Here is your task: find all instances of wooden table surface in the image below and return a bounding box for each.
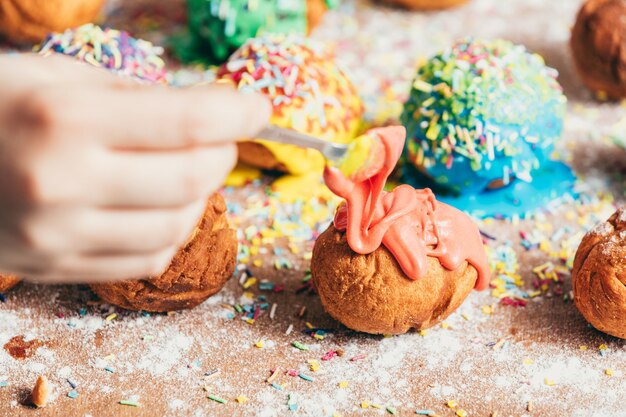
[1,0,626,416]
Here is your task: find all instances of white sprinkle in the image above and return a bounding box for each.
[238,272,247,286]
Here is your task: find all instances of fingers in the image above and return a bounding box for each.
[3,58,271,151]
[0,54,255,283]
[19,144,236,208]
[88,85,271,149]
[23,246,180,283]
[94,145,237,207]
[0,54,124,90]
[18,200,207,255]
[0,198,210,283]
[4,54,272,150]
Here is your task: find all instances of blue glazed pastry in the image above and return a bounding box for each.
[401,38,574,217]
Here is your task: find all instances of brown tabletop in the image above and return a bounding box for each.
[1,0,626,416]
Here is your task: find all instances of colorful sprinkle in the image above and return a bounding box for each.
[298,373,315,382]
[207,394,227,404]
[119,400,142,407]
[35,24,167,83]
[292,341,309,351]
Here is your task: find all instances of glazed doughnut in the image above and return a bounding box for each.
[312,126,489,334]
[402,38,566,196]
[218,34,363,177]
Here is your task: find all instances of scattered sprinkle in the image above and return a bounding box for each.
[298,373,315,382]
[446,400,458,409]
[119,400,142,407]
[207,395,227,404]
[292,341,309,351]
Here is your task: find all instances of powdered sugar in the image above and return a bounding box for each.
[136,329,194,376]
[591,220,613,236]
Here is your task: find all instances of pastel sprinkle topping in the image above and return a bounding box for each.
[35,23,168,84]
[401,38,566,193]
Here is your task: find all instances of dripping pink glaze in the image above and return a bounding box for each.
[323,126,490,291]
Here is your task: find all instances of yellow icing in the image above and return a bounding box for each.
[258,140,326,176]
[225,163,262,186]
[271,171,336,203]
[336,133,378,179]
[256,96,363,176]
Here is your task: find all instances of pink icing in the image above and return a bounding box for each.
[323,126,490,291]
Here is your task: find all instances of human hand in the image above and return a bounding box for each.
[0,54,270,282]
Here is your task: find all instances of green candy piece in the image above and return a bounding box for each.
[179,0,338,65]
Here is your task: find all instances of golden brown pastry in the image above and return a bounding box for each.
[90,193,237,312]
[379,0,469,10]
[0,0,106,43]
[0,274,20,292]
[311,126,489,335]
[572,207,626,339]
[571,0,626,100]
[311,224,479,335]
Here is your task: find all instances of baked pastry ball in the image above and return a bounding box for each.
[571,0,626,100]
[312,126,489,335]
[184,0,339,64]
[90,193,237,312]
[0,274,20,293]
[0,0,105,43]
[35,23,168,84]
[217,34,364,176]
[572,207,626,339]
[401,38,566,196]
[312,225,479,334]
[380,0,468,10]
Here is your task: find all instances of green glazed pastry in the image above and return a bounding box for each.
[179,0,337,64]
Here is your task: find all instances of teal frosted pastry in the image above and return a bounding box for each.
[180,0,338,64]
[401,38,575,218]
